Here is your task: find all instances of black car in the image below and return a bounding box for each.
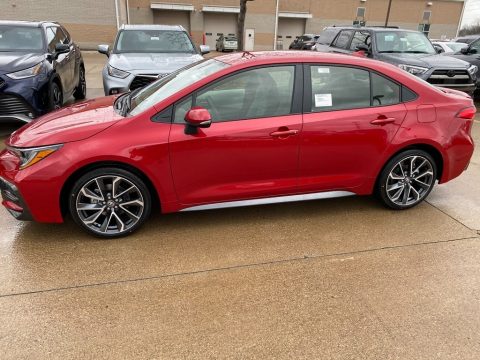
[314,26,478,95]
[289,34,318,50]
[0,21,85,124]
[448,36,480,97]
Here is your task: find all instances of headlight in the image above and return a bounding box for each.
[398,64,429,75]
[7,144,62,170]
[107,65,129,79]
[6,62,44,80]
[468,65,478,76]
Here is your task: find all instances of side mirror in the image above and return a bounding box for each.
[460,46,469,54]
[54,43,69,57]
[355,44,370,53]
[199,45,210,55]
[98,44,110,57]
[435,46,443,54]
[184,106,212,134]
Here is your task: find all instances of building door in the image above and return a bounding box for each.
[245,29,255,51]
[153,10,190,32]
[277,18,306,50]
[204,12,237,49]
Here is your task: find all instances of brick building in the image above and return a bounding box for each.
[1,0,467,49]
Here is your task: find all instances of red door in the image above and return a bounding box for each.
[299,105,407,192]
[299,65,408,192]
[169,115,302,205]
[168,64,302,206]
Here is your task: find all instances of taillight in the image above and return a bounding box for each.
[456,107,477,120]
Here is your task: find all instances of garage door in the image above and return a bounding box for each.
[277,18,306,50]
[204,13,237,49]
[153,10,190,32]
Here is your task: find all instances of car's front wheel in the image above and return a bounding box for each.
[69,168,152,238]
[48,81,63,110]
[377,150,437,210]
[73,65,87,100]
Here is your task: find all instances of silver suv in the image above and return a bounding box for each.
[98,24,209,95]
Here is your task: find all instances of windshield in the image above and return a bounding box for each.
[375,31,436,54]
[446,42,468,52]
[114,29,195,53]
[0,25,44,52]
[129,59,229,116]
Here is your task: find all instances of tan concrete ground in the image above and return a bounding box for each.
[0,52,479,359]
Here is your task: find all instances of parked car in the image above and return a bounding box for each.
[289,34,318,50]
[98,24,209,95]
[0,20,85,124]
[443,36,480,98]
[315,27,478,95]
[432,41,469,54]
[1,51,476,238]
[215,35,238,52]
[454,35,480,45]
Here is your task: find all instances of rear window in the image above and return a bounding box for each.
[316,29,340,45]
[225,36,237,41]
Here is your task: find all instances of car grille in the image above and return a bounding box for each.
[0,93,34,116]
[129,75,159,91]
[428,69,472,86]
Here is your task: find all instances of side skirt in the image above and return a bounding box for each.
[180,191,356,212]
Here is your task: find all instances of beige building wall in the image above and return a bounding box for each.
[0,0,466,50]
[0,0,118,49]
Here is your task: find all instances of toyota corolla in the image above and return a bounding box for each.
[0,51,476,238]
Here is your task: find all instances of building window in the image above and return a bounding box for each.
[423,11,431,22]
[354,7,366,26]
[357,7,366,19]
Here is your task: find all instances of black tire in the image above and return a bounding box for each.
[73,65,87,100]
[69,167,152,238]
[48,81,63,111]
[377,149,437,210]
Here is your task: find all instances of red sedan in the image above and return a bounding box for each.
[0,51,476,238]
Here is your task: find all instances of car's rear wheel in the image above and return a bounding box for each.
[69,168,152,238]
[377,150,437,210]
[73,65,87,100]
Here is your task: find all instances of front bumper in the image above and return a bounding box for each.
[102,67,165,96]
[0,175,33,220]
[0,73,49,123]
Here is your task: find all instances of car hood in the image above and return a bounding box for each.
[7,96,123,148]
[378,53,471,69]
[108,52,203,73]
[0,52,45,73]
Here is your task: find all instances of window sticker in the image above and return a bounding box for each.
[315,94,333,107]
[384,35,395,42]
[317,67,330,74]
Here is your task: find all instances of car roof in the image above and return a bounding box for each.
[0,20,59,27]
[325,26,413,33]
[120,24,186,32]
[216,50,379,67]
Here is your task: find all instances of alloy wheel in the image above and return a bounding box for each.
[52,85,62,109]
[385,155,435,207]
[79,68,86,95]
[75,175,145,235]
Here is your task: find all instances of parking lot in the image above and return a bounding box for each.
[1,52,480,359]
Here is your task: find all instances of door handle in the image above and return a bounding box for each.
[370,116,396,126]
[270,129,299,138]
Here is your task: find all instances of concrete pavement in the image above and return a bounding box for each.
[0,52,479,359]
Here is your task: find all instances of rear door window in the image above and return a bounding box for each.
[332,30,354,49]
[310,66,370,111]
[350,31,370,50]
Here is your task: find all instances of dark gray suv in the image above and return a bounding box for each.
[315,27,478,95]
